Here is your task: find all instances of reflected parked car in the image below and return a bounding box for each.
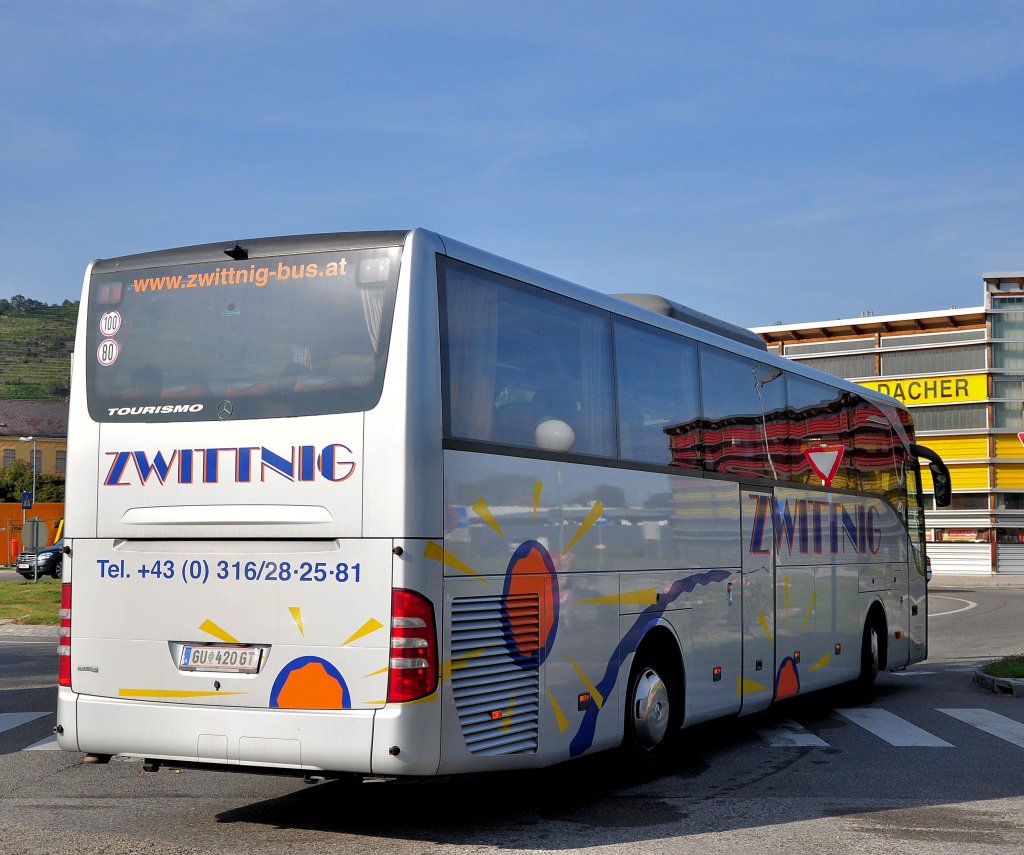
[16,538,63,579]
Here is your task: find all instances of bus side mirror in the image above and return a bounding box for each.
[910,443,952,508]
[929,462,952,508]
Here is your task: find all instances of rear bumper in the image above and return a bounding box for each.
[57,687,441,775]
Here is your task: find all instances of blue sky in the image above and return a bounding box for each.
[2,1,1023,327]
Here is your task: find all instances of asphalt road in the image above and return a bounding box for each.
[1,584,1024,854]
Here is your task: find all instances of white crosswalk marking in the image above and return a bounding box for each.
[757,719,830,747]
[939,708,1024,748]
[0,712,49,734]
[836,708,953,747]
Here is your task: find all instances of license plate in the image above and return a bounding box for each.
[179,645,262,674]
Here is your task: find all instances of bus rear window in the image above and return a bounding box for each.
[86,247,401,422]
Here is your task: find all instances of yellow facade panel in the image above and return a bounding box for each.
[922,463,988,492]
[996,465,1024,490]
[995,434,1024,460]
[917,436,988,461]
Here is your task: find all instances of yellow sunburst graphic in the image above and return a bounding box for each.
[432,490,611,739]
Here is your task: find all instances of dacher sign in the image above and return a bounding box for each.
[858,373,986,405]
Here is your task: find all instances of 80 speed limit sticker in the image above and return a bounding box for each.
[97,338,120,366]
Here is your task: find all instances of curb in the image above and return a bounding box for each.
[974,667,1024,698]
[0,622,58,637]
[931,575,1024,588]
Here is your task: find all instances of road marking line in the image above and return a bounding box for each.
[891,671,937,677]
[756,719,829,747]
[929,596,978,617]
[939,708,1024,748]
[24,734,59,750]
[836,708,953,747]
[0,712,50,735]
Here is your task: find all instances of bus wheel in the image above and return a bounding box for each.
[856,618,881,693]
[622,647,680,766]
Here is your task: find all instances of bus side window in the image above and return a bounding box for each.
[441,257,614,457]
[850,397,905,511]
[494,399,536,447]
[699,345,770,479]
[787,374,856,489]
[614,319,700,468]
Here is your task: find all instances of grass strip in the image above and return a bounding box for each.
[0,577,61,625]
[983,655,1024,679]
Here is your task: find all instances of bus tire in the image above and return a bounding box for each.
[856,614,882,695]
[621,643,681,767]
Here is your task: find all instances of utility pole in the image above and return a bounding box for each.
[19,435,36,502]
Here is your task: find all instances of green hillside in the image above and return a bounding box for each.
[0,301,78,400]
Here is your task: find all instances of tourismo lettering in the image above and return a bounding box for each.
[747,495,883,556]
[103,444,356,486]
[107,404,204,416]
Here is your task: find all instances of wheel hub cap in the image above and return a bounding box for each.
[632,667,670,750]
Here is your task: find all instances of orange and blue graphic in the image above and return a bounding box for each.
[503,539,559,667]
[568,568,731,757]
[270,656,350,709]
[775,656,800,699]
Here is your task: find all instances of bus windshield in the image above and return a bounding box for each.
[85,246,401,422]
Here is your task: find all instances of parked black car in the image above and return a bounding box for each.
[16,539,63,579]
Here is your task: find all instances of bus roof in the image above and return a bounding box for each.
[610,293,767,352]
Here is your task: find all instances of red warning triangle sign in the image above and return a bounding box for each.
[805,445,845,487]
[1018,432,1024,448]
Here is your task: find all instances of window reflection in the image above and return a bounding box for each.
[699,345,778,480]
[614,320,699,468]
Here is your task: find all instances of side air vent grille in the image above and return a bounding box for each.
[450,594,541,755]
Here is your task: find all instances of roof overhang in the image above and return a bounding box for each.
[751,306,986,344]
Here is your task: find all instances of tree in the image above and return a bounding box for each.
[0,460,32,502]
[0,460,65,503]
[35,474,65,503]
[9,295,45,311]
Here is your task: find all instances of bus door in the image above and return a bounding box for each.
[907,463,928,662]
[740,489,775,715]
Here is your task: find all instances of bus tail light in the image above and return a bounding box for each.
[387,588,438,703]
[58,583,72,687]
